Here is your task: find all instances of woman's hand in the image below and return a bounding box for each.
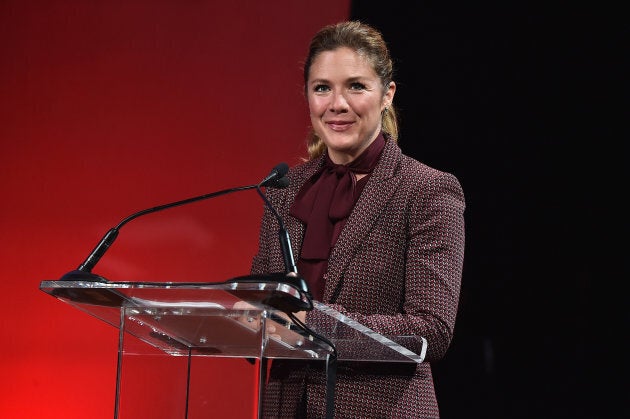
[232,300,307,346]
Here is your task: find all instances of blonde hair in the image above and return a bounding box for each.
[303,21,399,160]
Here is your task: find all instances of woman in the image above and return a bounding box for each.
[251,20,465,418]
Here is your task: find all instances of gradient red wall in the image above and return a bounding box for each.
[0,1,349,417]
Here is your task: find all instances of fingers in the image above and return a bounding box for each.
[233,300,257,310]
[238,311,261,330]
[231,300,306,346]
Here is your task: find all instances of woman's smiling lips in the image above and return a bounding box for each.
[327,120,354,131]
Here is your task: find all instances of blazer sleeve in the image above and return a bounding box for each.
[405,170,465,359]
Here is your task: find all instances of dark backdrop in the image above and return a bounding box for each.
[351,2,626,418]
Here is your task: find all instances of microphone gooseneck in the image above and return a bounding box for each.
[254,189,297,274]
[62,163,290,281]
[257,162,298,274]
[255,168,312,298]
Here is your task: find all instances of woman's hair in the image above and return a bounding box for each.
[303,20,399,160]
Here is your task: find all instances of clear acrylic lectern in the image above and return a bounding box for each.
[40,278,426,418]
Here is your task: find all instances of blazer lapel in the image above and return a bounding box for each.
[323,140,403,301]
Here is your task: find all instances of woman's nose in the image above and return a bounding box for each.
[329,91,349,112]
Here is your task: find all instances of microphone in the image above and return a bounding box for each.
[259,162,289,188]
[255,166,295,274]
[254,166,311,299]
[61,164,290,282]
[226,161,312,312]
[265,175,289,189]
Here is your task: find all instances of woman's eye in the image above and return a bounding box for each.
[313,84,330,93]
[350,82,366,90]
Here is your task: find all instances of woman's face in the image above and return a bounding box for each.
[306,47,395,164]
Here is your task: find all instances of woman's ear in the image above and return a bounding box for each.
[384,81,396,108]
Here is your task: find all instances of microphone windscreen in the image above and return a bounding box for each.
[274,162,289,177]
[267,176,289,189]
[260,162,290,187]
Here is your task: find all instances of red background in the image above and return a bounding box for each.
[0,1,349,417]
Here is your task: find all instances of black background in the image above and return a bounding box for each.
[351,2,626,418]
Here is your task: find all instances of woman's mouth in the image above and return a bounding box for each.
[327,120,354,131]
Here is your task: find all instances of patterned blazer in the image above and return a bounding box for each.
[251,138,466,418]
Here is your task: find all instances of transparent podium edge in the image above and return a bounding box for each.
[40,280,426,363]
[313,301,426,364]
